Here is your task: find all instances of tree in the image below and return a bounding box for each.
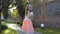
[0,0,12,33]
[16,0,25,21]
[2,0,12,19]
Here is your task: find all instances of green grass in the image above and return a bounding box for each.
[35,27,60,34]
[1,28,18,34]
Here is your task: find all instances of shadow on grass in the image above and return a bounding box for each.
[35,27,60,34]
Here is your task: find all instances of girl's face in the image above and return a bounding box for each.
[27,4,33,10]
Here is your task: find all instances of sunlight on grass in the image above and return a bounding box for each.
[4,29,11,34]
[2,28,18,34]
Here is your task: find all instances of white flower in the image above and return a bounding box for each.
[41,23,44,27]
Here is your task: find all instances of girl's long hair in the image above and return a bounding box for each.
[25,6,29,16]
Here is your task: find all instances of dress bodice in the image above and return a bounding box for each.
[25,16,31,20]
[25,16,29,19]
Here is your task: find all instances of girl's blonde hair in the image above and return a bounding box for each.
[25,6,29,16]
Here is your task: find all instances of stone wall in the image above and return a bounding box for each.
[32,0,60,28]
[40,0,54,3]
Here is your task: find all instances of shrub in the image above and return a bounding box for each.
[0,25,8,33]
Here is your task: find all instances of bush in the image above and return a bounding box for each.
[0,25,8,33]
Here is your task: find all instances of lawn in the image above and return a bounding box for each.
[1,21,60,34]
[35,27,60,34]
[1,21,17,34]
[1,28,18,34]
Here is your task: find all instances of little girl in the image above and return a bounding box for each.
[22,2,34,34]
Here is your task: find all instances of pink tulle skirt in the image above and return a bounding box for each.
[22,18,34,32]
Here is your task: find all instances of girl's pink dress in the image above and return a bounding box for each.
[22,16,34,33]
